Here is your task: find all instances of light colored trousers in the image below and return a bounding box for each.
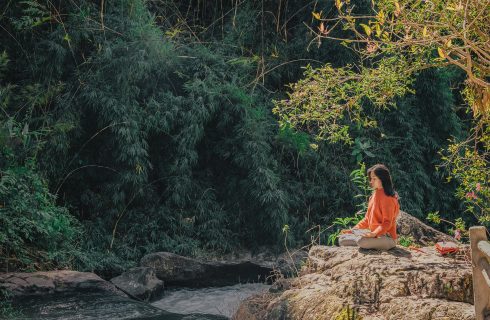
[338,229,396,250]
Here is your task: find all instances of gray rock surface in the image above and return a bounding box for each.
[274,251,309,277]
[0,270,125,297]
[234,245,474,320]
[110,267,164,301]
[139,250,307,286]
[202,248,307,272]
[397,210,455,245]
[140,252,210,285]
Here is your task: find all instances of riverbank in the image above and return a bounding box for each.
[234,245,474,319]
[0,247,299,319]
[0,271,228,319]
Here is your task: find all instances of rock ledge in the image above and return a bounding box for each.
[234,245,474,320]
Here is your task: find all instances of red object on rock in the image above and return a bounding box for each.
[435,241,460,255]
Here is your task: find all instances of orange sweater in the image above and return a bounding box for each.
[354,188,400,239]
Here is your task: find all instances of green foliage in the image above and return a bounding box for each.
[441,139,490,225]
[350,162,371,213]
[0,50,81,271]
[278,124,311,154]
[0,165,81,270]
[426,211,468,241]
[273,58,416,143]
[272,0,488,230]
[397,235,414,248]
[334,305,362,320]
[327,164,367,245]
[327,216,362,246]
[0,288,21,318]
[296,0,490,130]
[0,0,473,274]
[427,211,442,224]
[454,218,466,231]
[351,139,375,163]
[10,1,51,30]
[357,68,466,219]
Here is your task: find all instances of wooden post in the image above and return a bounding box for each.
[470,226,490,320]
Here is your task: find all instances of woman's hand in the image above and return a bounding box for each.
[340,229,353,234]
[362,232,377,238]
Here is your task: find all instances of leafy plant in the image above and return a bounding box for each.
[327,216,364,246]
[427,211,467,241]
[440,144,490,226]
[334,305,362,320]
[397,235,414,248]
[0,288,21,318]
[0,163,82,271]
[350,162,372,213]
[327,163,369,245]
[351,138,375,163]
[0,52,81,271]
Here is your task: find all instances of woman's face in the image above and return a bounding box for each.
[369,171,383,189]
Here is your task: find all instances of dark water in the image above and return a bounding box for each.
[152,283,270,318]
[7,290,227,320]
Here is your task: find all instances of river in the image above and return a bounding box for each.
[7,283,270,319]
[152,283,270,318]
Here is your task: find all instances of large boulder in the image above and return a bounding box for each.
[397,210,455,245]
[0,270,125,297]
[234,245,474,320]
[203,247,308,274]
[203,248,309,278]
[139,250,307,286]
[140,252,209,285]
[273,251,309,277]
[110,267,164,301]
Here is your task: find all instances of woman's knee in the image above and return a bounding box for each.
[357,237,395,250]
[356,237,373,249]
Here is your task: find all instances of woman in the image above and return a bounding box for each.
[339,164,400,250]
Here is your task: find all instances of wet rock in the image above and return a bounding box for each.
[0,270,125,297]
[201,247,308,276]
[140,252,207,284]
[110,267,164,301]
[139,250,297,286]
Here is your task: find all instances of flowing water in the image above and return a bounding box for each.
[152,283,271,318]
[7,283,270,319]
[9,290,227,320]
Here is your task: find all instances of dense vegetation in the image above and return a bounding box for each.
[0,0,473,275]
[273,0,489,226]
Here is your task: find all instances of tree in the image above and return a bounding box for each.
[273,0,490,225]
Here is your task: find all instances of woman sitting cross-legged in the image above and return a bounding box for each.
[339,164,400,250]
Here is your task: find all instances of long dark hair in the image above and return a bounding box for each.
[367,164,396,197]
